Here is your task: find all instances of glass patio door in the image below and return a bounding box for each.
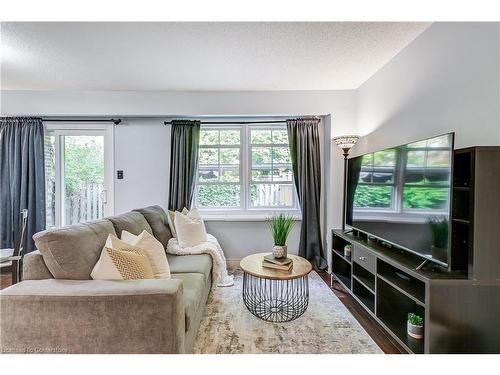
[44,124,114,228]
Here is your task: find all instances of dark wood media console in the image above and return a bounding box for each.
[331,147,500,353]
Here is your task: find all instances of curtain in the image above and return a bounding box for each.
[287,118,327,271]
[168,120,201,211]
[0,117,45,254]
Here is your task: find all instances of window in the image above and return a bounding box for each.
[44,123,114,228]
[195,125,299,214]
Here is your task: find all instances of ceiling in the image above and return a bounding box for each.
[0,22,430,91]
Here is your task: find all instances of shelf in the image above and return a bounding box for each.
[353,262,375,292]
[332,272,351,291]
[353,279,375,313]
[377,260,426,305]
[332,248,352,264]
[453,186,470,191]
[352,275,375,294]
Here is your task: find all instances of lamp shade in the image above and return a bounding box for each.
[333,135,360,150]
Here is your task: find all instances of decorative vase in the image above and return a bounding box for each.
[272,245,287,259]
[344,244,352,258]
[407,322,424,339]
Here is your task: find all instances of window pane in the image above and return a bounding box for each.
[407,151,425,167]
[219,148,239,165]
[250,184,294,207]
[403,186,449,210]
[353,185,392,208]
[199,148,219,165]
[197,185,240,207]
[44,135,56,228]
[272,129,288,144]
[199,168,219,182]
[252,168,273,182]
[361,153,373,167]
[373,150,396,166]
[200,130,219,145]
[64,135,104,225]
[427,135,451,148]
[220,167,239,182]
[272,147,291,164]
[251,130,272,144]
[272,167,294,182]
[427,150,450,167]
[220,130,240,145]
[252,147,271,165]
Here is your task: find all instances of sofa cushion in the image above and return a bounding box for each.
[167,254,212,286]
[171,273,206,332]
[33,219,116,280]
[107,212,152,238]
[133,206,172,248]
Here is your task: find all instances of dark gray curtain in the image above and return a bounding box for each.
[0,117,45,254]
[287,118,327,271]
[168,120,201,211]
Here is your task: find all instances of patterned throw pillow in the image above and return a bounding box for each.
[91,234,154,280]
[105,247,154,280]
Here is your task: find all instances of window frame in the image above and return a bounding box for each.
[195,123,300,218]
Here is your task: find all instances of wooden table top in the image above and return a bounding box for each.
[240,253,312,280]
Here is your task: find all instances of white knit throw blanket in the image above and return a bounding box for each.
[166,234,234,289]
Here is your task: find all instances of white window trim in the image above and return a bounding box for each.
[44,122,115,226]
[195,123,301,219]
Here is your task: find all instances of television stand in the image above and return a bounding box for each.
[330,229,499,353]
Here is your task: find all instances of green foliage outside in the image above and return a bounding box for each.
[64,136,104,194]
[197,185,240,207]
[354,185,392,208]
[403,186,448,209]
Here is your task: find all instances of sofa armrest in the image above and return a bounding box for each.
[22,250,54,280]
[0,279,185,354]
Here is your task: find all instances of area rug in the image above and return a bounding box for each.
[193,270,383,354]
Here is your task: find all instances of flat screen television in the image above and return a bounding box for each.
[346,133,454,267]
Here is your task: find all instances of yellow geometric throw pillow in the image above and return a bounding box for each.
[105,247,154,280]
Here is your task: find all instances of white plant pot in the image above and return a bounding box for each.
[272,245,287,259]
[407,322,424,339]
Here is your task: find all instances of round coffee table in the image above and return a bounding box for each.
[240,253,312,323]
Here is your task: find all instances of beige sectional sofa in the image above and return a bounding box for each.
[0,206,212,354]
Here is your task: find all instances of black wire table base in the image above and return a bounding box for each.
[242,272,309,322]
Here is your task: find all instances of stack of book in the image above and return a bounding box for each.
[262,254,293,271]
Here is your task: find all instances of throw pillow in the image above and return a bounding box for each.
[91,234,154,280]
[167,210,177,237]
[174,210,207,248]
[120,230,171,279]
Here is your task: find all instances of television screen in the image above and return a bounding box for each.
[346,133,454,266]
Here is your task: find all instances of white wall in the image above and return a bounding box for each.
[1,89,357,262]
[355,22,500,156]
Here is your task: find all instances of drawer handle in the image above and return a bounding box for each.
[359,256,367,261]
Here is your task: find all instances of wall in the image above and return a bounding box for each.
[355,22,500,156]
[1,89,357,262]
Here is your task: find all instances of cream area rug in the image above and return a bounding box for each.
[193,270,383,354]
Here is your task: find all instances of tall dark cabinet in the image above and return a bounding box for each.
[331,146,500,353]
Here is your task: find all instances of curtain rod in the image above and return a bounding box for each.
[42,118,122,125]
[163,120,287,125]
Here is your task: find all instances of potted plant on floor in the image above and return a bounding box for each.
[267,214,296,259]
[407,313,424,339]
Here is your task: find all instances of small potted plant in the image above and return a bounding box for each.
[407,313,424,339]
[267,214,296,259]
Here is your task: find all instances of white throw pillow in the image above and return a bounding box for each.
[120,230,171,279]
[174,210,207,248]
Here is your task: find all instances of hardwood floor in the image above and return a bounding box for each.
[0,268,406,353]
[318,271,407,354]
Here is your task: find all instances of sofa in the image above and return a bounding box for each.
[0,205,212,354]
